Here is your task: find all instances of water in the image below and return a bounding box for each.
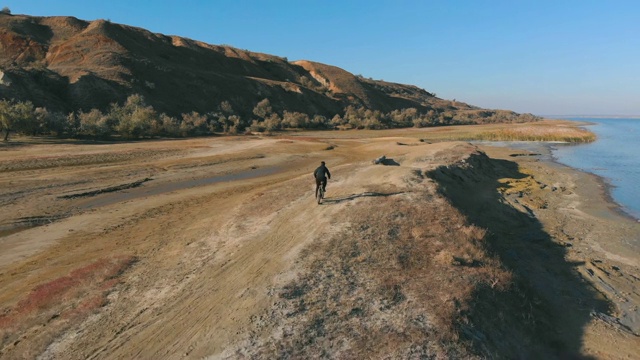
[551,118,640,220]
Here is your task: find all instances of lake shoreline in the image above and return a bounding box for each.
[547,141,639,222]
[550,118,640,221]
[475,136,639,223]
[479,141,640,346]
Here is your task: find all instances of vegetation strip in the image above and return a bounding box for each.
[1,94,541,141]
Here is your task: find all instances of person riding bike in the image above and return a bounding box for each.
[313,161,331,199]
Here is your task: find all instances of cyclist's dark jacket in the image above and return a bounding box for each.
[313,165,331,180]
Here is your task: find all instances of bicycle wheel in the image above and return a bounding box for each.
[317,188,323,204]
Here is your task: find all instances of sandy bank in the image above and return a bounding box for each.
[477,143,640,356]
[0,131,639,359]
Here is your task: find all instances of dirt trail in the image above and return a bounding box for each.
[0,135,411,358]
[51,142,430,359]
[0,134,639,359]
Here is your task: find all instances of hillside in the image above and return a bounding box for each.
[0,12,530,123]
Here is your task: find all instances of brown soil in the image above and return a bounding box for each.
[0,124,638,359]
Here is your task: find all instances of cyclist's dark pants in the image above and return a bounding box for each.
[315,177,327,196]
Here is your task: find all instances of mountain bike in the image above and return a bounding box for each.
[316,186,324,204]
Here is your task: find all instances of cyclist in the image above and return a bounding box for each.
[313,161,331,199]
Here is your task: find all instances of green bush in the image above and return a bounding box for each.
[78,109,111,138]
[0,99,36,140]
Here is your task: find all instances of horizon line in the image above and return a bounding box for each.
[541,115,640,119]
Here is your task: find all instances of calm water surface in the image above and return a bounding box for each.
[551,118,640,220]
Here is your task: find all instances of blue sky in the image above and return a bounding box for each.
[3,1,639,115]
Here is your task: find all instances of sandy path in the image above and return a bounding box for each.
[36,141,421,359]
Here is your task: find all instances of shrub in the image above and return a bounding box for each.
[264,113,282,132]
[116,106,155,138]
[311,114,328,128]
[180,111,208,136]
[159,113,180,136]
[282,111,309,128]
[330,114,345,126]
[0,99,37,140]
[248,119,265,133]
[109,94,156,138]
[78,109,111,137]
[227,115,243,134]
[252,98,272,119]
[219,100,234,114]
[0,91,544,139]
[46,112,69,136]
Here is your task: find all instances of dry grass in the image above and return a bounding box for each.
[0,256,136,358]
[470,126,596,143]
[392,122,596,144]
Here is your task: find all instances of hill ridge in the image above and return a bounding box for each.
[0,12,535,125]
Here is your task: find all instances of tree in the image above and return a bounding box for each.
[219,100,234,114]
[343,105,366,129]
[248,119,265,133]
[282,111,309,128]
[46,112,69,136]
[209,113,227,133]
[108,94,158,138]
[311,115,328,128]
[330,114,344,127]
[66,112,80,137]
[263,113,282,132]
[1,7,10,15]
[148,116,164,137]
[180,111,208,136]
[252,98,272,119]
[78,109,111,137]
[0,99,36,141]
[12,101,36,135]
[116,106,156,138]
[363,110,384,129]
[227,115,242,134]
[0,100,12,140]
[160,113,180,136]
[33,107,50,135]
